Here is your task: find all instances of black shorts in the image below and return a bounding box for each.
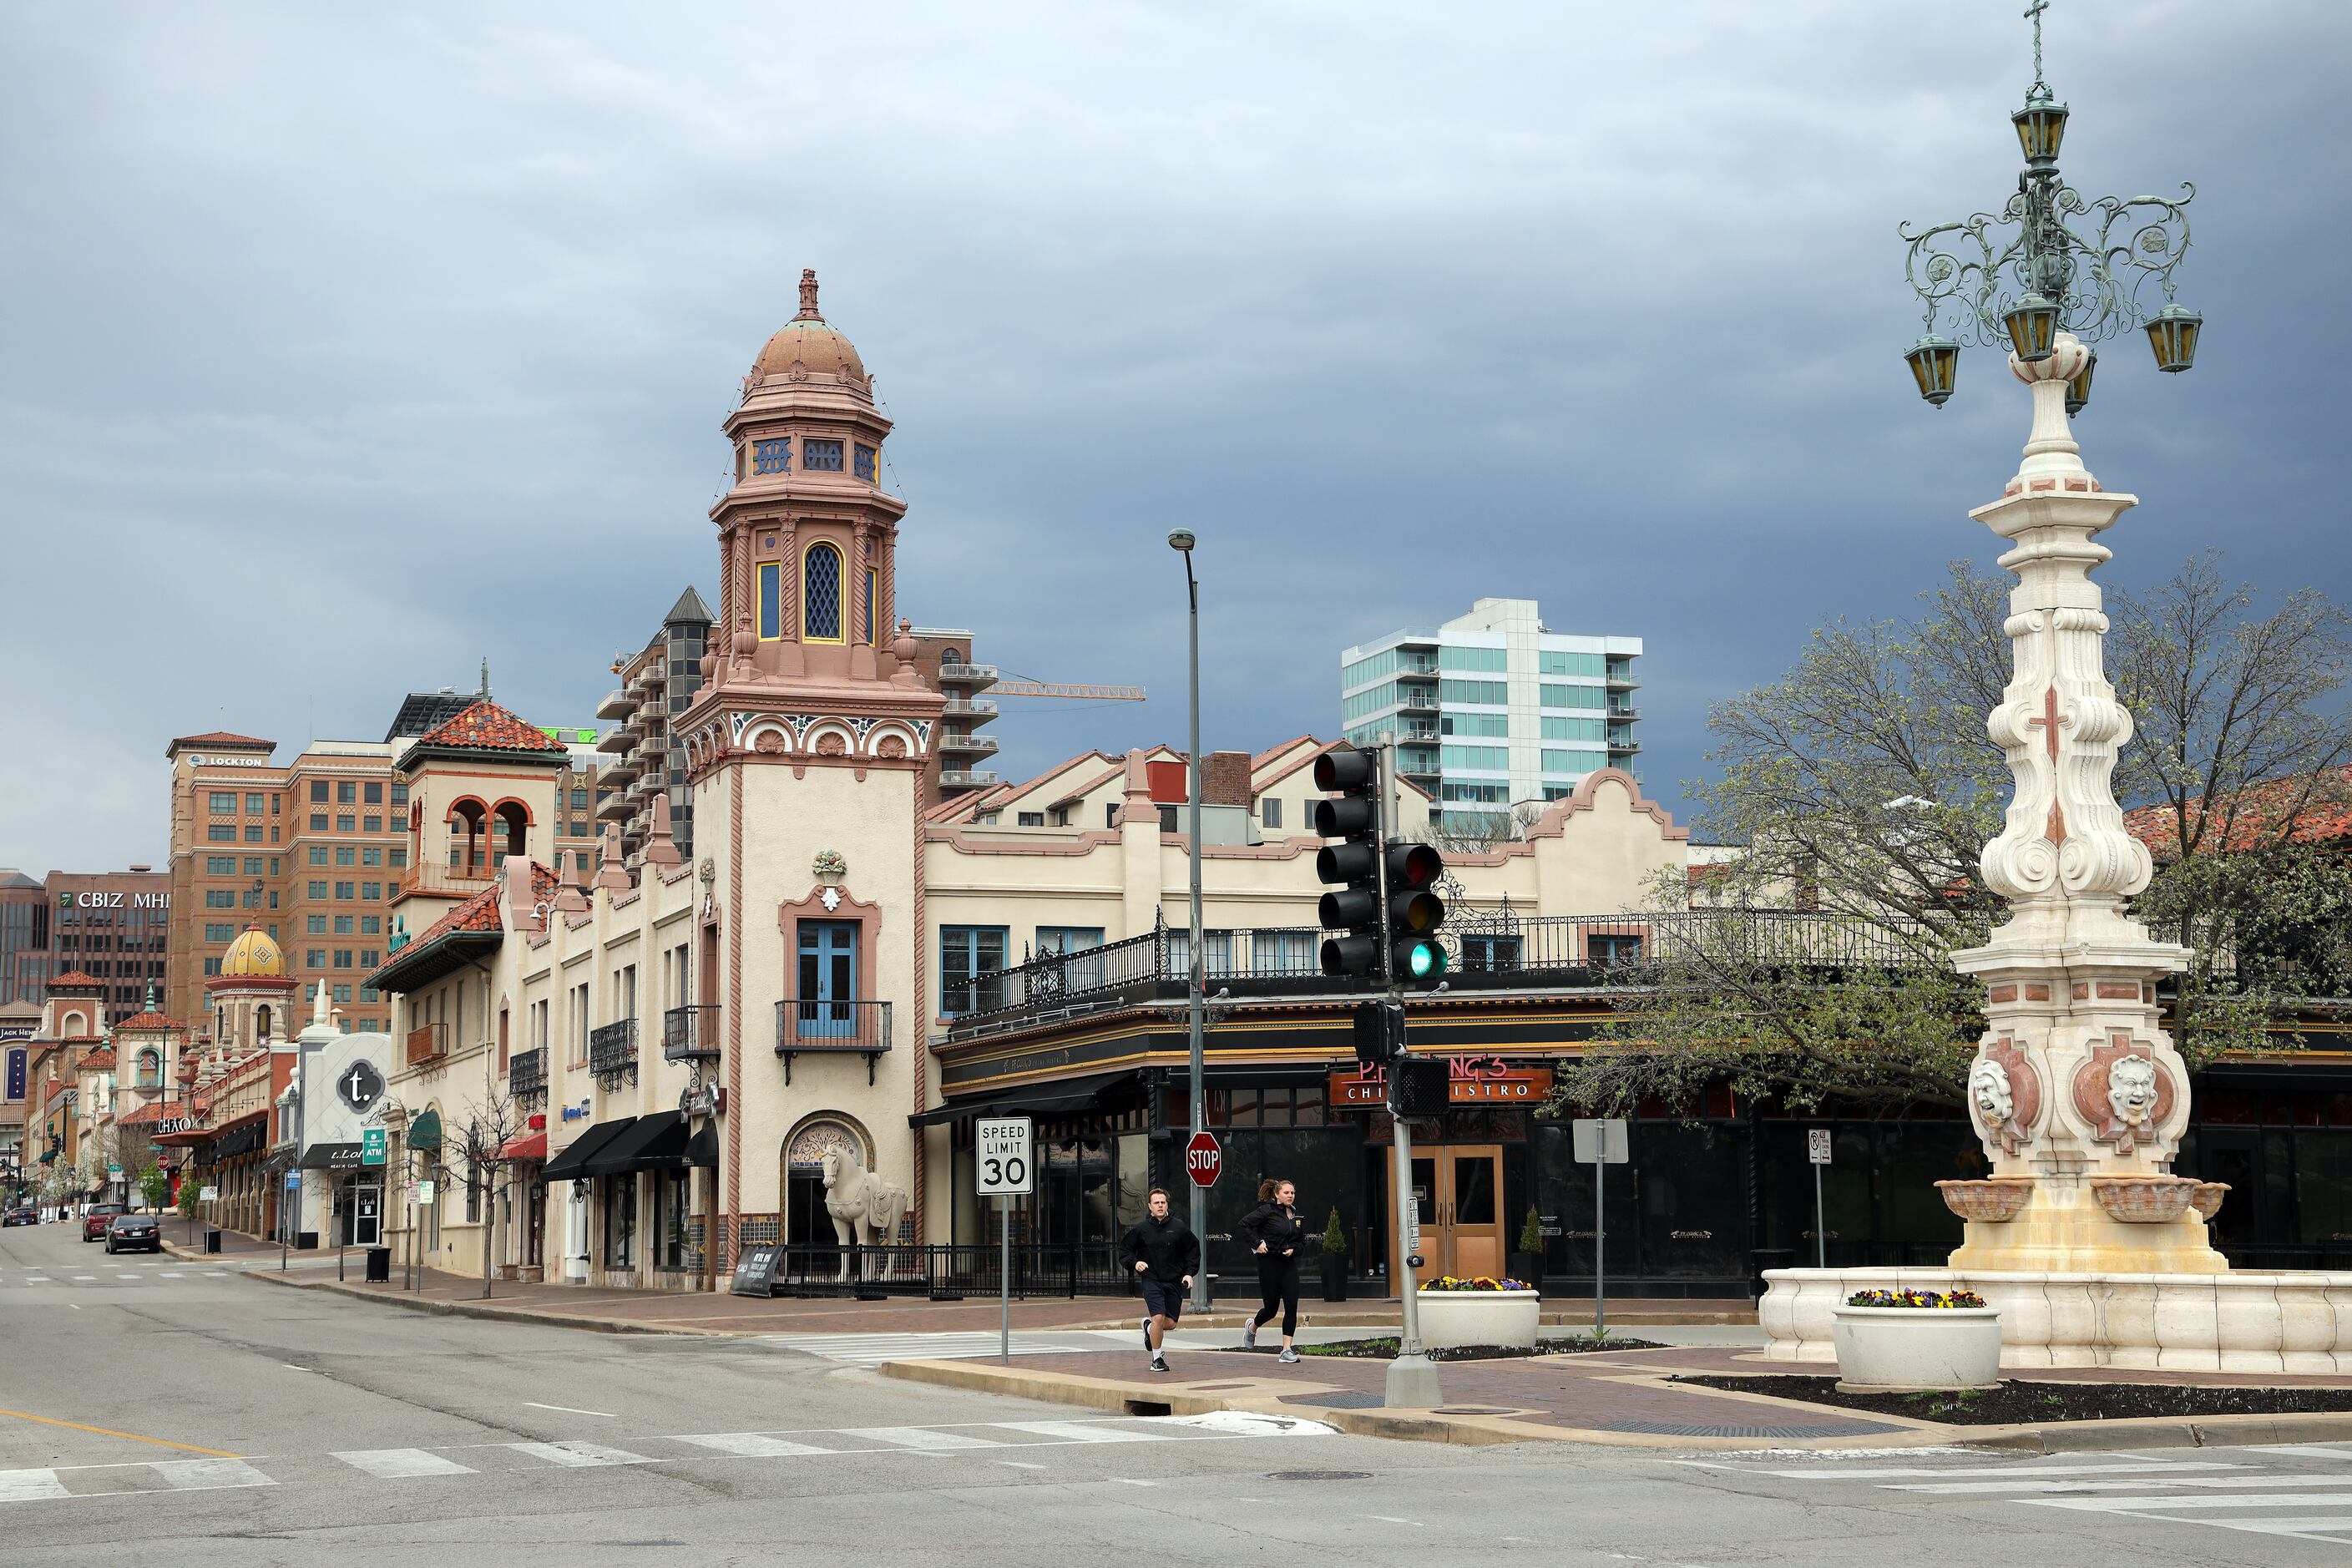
[1141,1279,1186,1320]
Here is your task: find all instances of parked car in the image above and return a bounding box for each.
[104,1212,161,1254]
[2,1206,35,1227]
[82,1202,129,1242]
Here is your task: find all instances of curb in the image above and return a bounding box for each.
[1064,1308,1756,1331]
[1957,1410,2352,1454]
[171,1242,700,1337]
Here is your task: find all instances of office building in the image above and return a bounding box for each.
[0,867,169,1012]
[1340,598,1641,836]
[595,588,711,865]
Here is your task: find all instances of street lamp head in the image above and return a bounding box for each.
[2012,88,2069,171]
[1166,529,1195,553]
[2065,347,2097,417]
[1905,335,1961,407]
[2145,303,2203,373]
[2002,294,2062,362]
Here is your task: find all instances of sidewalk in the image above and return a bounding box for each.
[172,1227,1753,1336]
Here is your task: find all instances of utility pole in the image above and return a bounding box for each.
[1379,733,1441,1409]
[1170,530,1209,1316]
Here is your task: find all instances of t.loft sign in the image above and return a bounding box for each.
[1329,1056,1555,1107]
[59,892,168,910]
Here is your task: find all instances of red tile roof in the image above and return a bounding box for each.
[78,1048,116,1070]
[408,862,563,948]
[114,1011,182,1032]
[2124,767,2352,859]
[48,970,103,990]
[115,1100,186,1126]
[417,701,568,753]
[171,731,275,748]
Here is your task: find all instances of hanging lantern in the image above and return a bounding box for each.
[2145,303,2203,373]
[2003,294,2061,362]
[2012,94,2069,170]
[1904,335,1960,407]
[2064,348,2097,417]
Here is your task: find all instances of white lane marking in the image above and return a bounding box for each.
[1892,1474,2345,1496]
[522,1402,616,1419]
[2022,1491,2352,1514]
[71,1276,94,1282]
[0,1470,70,1503]
[506,1441,654,1469]
[839,1426,1003,1450]
[1149,1411,1335,1437]
[2182,1516,2352,1540]
[1697,1459,2245,1481]
[1369,1515,1423,1525]
[2248,1445,2352,1461]
[151,1459,276,1491]
[669,1433,832,1458]
[68,1302,81,1310]
[331,1449,477,1479]
[999,1460,1049,1469]
[993,1420,1171,1444]
[204,1271,228,1277]
[1109,1478,1156,1486]
[761,1331,1097,1367]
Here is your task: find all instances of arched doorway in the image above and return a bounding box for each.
[781,1116,868,1245]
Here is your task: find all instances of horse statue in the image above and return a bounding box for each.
[821,1149,911,1282]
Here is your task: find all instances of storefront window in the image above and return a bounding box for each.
[604,1176,637,1268]
[656,1171,691,1270]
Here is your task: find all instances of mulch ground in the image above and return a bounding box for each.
[1679,1373,2352,1425]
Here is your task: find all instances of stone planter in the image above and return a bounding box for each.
[2189,1182,2229,1219]
[2088,1176,2198,1224]
[1935,1176,2035,1222]
[1831,1304,2003,1390]
[1414,1287,1540,1351]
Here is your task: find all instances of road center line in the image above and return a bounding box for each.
[522,1402,617,1419]
[0,1406,242,1458]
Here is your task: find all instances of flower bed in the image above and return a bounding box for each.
[1833,1292,2002,1390]
[1415,1277,1540,1350]
[1846,1288,1986,1310]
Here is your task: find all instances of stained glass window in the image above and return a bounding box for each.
[803,438,844,472]
[863,567,877,644]
[753,438,790,475]
[854,443,878,481]
[758,561,781,640]
[804,544,843,641]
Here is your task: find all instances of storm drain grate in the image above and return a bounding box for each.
[1598,1419,1909,1439]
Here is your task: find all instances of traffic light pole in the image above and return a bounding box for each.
[1378,734,1442,1409]
[1181,547,1209,1317]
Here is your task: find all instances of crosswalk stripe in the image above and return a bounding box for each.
[332,1449,477,1479]
[840,1426,1003,1450]
[507,1441,654,1469]
[2249,1444,2352,1461]
[2188,1516,2352,1538]
[151,1459,275,1491]
[1892,1474,2337,1496]
[991,1420,1171,1444]
[0,1470,69,1504]
[2021,1491,2352,1514]
[669,1433,834,1458]
[1718,1460,2244,1481]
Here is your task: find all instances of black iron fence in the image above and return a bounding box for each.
[589,1019,638,1090]
[765,1241,1130,1300]
[664,1004,720,1060]
[508,1046,546,1105]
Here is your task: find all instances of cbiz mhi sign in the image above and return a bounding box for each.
[61,892,168,910]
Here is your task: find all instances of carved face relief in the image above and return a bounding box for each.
[1970,1057,2015,1125]
[1970,1036,2041,1157]
[2071,1033,2178,1156]
[2107,1053,2160,1126]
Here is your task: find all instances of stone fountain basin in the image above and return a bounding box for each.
[1762,1267,2352,1373]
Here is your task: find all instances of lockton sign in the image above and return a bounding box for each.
[1328,1056,1555,1108]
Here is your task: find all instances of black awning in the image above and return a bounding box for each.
[681,1123,718,1170]
[580,1113,668,1176]
[543,1117,636,1182]
[909,1071,1139,1128]
[299,1142,364,1171]
[601,1110,689,1174]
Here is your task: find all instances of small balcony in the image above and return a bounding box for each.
[597,756,640,787]
[595,793,635,822]
[1398,695,1439,714]
[773,999,890,1084]
[938,770,999,789]
[406,1022,447,1069]
[595,727,633,755]
[1606,706,1641,722]
[663,1004,721,1061]
[1606,670,1641,691]
[937,662,998,688]
[508,1045,547,1105]
[1609,739,1643,756]
[595,688,637,721]
[939,697,998,718]
[938,731,999,756]
[589,1019,639,1090]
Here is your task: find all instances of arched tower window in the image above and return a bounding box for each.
[493,801,529,867]
[136,1050,161,1089]
[803,543,843,643]
[256,1004,272,1042]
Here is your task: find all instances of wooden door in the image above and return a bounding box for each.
[1390,1144,1508,1286]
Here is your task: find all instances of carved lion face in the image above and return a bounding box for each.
[1968,1056,2015,1125]
[2107,1054,2160,1125]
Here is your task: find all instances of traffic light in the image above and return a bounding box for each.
[1313,747,1450,986]
[1351,1000,1405,1068]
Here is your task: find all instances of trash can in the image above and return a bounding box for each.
[365,1247,392,1283]
[205,1229,222,1255]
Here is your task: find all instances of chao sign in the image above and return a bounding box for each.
[1329,1055,1554,1107]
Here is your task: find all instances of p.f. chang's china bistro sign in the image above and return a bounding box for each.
[1330,1056,1554,1107]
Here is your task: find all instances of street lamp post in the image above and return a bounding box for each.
[1897,3,2218,1277]
[1168,529,1211,1316]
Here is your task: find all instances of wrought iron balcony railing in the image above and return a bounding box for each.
[663,1004,721,1061]
[508,1045,547,1105]
[773,999,890,1084]
[589,1019,639,1090]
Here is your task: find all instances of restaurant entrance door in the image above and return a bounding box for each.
[1393,1144,1506,1286]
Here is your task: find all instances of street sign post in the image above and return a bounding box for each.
[1808,1128,1833,1267]
[975,1117,1034,1365]
[1184,1130,1222,1189]
[1571,1119,1630,1334]
[361,1129,387,1166]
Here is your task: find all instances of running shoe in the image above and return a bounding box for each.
[1242,1319,1257,1350]
[1150,1353,1170,1373]
[1276,1348,1300,1364]
[1142,1313,1152,1351]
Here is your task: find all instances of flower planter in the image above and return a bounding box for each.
[1320,1257,1349,1302]
[2088,1175,2198,1224]
[1414,1287,1540,1351]
[1831,1305,2002,1390]
[1934,1176,2035,1222]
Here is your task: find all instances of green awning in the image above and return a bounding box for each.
[406,1109,442,1152]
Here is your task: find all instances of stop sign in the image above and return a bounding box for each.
[1184,1130,1222,1189]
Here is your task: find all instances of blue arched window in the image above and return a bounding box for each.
[803,544,843,643]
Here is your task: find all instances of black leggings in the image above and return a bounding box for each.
[1252,1254,1300,1338]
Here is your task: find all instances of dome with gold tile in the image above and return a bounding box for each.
[219,925,284,978]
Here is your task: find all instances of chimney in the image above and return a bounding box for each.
[1201,751,1253,808]
[503,855,542,936]
[643,792,684,870]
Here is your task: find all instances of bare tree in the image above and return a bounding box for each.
[450,1090,524,1299]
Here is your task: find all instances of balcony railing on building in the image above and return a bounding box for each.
[938,732,1000,756]
[938,770,999,789]
[937,662,998,685]
[406,1021,448,1068]
[939,697,998,717]
[938,912,1984,1039]
[663,1004,721,1062]
[508,1045,547,1106]
[774,999,890,1084]
[589,1019,639,1090]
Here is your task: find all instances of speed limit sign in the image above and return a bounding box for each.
[975,1117,1033,1196]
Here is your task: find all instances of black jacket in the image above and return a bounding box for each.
[1238,1201,1306,1258]
[1117,1213,1201,1282]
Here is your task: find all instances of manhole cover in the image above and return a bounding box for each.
[1267,1470,1373,1482]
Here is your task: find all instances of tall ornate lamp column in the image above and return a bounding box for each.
[1902,5,2221,1273]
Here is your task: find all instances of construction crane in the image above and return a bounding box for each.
[989,675,1145,701]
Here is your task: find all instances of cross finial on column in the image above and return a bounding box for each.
[2025,0,2051,89]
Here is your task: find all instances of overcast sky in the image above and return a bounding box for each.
[4,1,2346,873]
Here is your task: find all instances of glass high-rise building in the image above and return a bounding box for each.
[1340,598,1641,837]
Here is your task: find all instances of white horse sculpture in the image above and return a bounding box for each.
[821,1150,911,1282]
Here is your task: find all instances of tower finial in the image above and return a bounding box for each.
[479,655,490,698]
[797,268,822,321]
[2025,0,2051,93]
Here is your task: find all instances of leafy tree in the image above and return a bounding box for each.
[136,1162,169,1211]
[1560,556,2352,1117]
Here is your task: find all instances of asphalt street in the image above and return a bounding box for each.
[5,1220,2352,1566]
